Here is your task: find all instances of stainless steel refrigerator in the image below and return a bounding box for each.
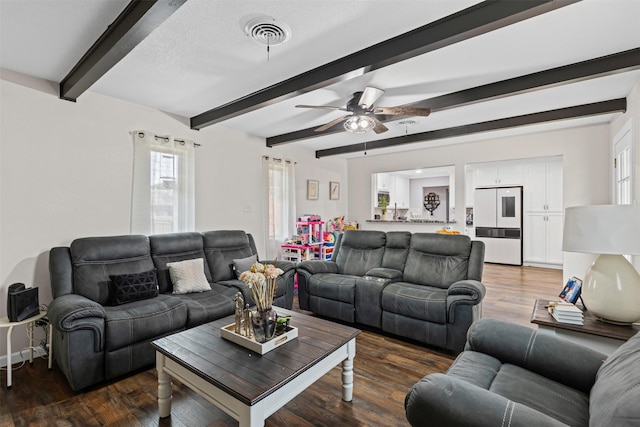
[474,186,522,265]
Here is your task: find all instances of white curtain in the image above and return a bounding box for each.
[131,130,196,235]
[262,156,296,259]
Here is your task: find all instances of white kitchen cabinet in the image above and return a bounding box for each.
[394,176,410,208]
[376,173,391,191]
[474,164,523,187]
[523,159,563,212]
[524,212,563,266]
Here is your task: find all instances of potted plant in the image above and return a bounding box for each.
[379,196,389,220]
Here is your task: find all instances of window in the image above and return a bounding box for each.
[131,131,196,235]
[262,156,296,259]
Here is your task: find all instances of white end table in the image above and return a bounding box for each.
[0,311,53,389]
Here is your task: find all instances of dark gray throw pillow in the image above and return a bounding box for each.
[109,269,159,305]
[233,254,258,278]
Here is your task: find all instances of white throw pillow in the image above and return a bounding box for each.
[167,258,211,294]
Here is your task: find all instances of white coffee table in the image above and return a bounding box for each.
[152,308,360,427]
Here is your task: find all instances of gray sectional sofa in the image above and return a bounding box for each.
[405,318,640,427]
[47,230,295,391]
[296,230,486,352]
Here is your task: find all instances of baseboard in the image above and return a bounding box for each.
[522,261,563,270]
[0,346,48,369]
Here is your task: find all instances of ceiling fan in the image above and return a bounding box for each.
[295,87,431,134]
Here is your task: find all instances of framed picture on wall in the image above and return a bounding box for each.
[307,179,319,200]
[330,181,340,200]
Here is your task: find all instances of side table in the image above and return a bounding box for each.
[0,310,53,389]
[531,299,640,355]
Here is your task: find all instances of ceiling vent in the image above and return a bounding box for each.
[244,16,292,46]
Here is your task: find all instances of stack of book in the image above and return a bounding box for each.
[548,301,584,325]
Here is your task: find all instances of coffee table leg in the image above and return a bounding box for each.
[341,339,356,401]
[157,353,172,418]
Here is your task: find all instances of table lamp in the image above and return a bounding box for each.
[562,204,640,324]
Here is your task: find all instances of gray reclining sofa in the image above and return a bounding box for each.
[48,230,295,391]
[406,318,640,426]
[296,230,486,352]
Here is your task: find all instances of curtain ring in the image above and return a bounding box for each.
[137,132,145,138]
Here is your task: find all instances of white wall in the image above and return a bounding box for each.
[347,123,612,285]
[0,76,348,358]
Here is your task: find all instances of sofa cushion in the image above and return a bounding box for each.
[403,233,471,289]
[104,294,187,351]
[382,282,448,324]
[172,283,237,327]
[334,230,386,276]
[70,235,155,305]
[448,351,589,427]
[149,232,211,294]
[167,258,211,294]
[203,230,255,282]
[309,273,357,304]
[381,231,411,271]
[590,331,640,426]
[108,269,159,305]
[232,254,258,278]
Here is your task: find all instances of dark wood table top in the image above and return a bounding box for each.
[531,299,640,341]
[151,308,360,406]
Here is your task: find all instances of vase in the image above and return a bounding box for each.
[252,308,277,343]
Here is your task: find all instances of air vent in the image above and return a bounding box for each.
[244,16,292,46]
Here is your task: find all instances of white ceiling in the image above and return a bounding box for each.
[1,0,640,158]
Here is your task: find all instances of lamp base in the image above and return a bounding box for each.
[582,254,640,325]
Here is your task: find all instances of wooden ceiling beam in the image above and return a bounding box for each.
[268,47,640,146]
[191,0,578,130]
[314,99,627,158]
[59,0,186,102]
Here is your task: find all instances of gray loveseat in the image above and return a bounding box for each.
[296,230,486,352]
[47,230,295,391]
[405,318,640,426]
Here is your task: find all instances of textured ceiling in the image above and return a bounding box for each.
[1,0,639,158]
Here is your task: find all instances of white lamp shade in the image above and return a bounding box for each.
[562,204,640,255]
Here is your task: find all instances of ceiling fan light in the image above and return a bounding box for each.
[344,115,374,133]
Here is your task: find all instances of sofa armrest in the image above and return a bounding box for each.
[448,279,486,300]
[446,280,486,322]
[466,319,605,393]
[259,258,295,273]
[296,260,338,275]
[365,267,403,280]
[405,373,567,427]
[48,294,106,352]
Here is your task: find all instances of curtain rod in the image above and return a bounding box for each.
[262,155,296,164]
[135,131,200,147]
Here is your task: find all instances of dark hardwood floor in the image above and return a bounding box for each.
[0,264,562,427]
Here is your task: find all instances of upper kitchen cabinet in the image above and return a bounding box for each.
[393,176,410,208]
[376,173,392,191]
[474,164,523,187]
[523,158,563,212]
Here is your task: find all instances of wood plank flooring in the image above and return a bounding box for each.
[0,264,562,427]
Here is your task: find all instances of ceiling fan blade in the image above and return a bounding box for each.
[296,104,345,111]
[373,106,431,116]
[358,87,385,109]
[315,115,351,132]
[370,116,389,134]
[373,107,431,117]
